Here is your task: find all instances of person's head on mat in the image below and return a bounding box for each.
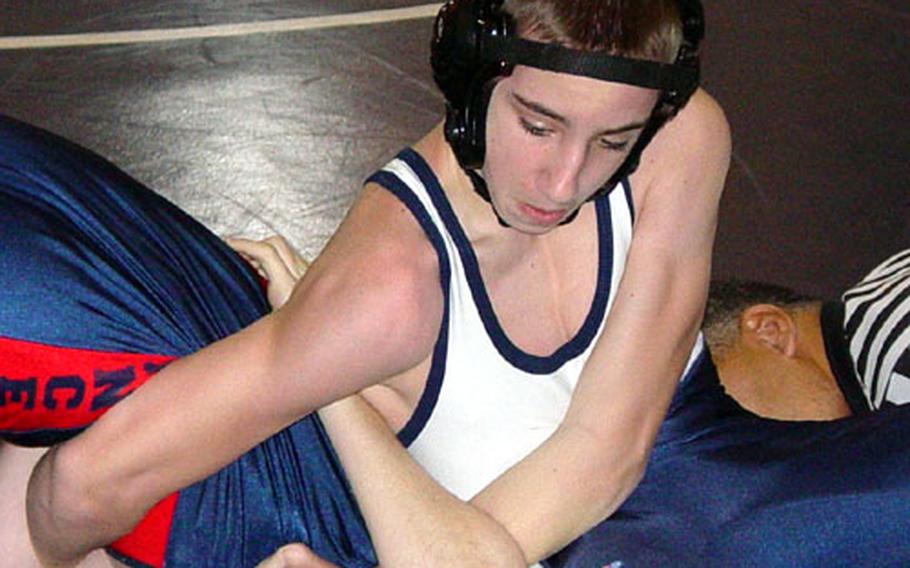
[703,280,851,421]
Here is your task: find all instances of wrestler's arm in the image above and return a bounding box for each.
[222,221,526,567]
[314,90,731,565]
[318,395,527,567]
[26,186,445,568]
[469,90,731,562]
[225,219,529,567]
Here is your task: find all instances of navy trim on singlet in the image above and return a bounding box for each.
[821,301,871,415]
[395,148,615,375]
[622,176,636,226]
[364,166,452,448]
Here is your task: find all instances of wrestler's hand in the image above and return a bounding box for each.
[226,235,310,309]
[255,544,341,568]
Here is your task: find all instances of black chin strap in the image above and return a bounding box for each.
[465,169,509,227]
[465,169,581,228]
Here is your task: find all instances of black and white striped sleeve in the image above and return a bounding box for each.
[842,249,910,410]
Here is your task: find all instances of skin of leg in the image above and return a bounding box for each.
[255,544,340,568]
[0,442,116,568]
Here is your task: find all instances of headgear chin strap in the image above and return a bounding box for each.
[431,0,704,224]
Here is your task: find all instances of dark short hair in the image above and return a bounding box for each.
[704,279,819,358]
[502,0,684,63]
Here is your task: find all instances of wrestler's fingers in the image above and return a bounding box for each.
[262,235,310,279]
[226,236,307,280]
[226,237,299,309]
[255,544,341,568]
[229,249,267,279]
[225,236,272,260]
[226,237,296,283]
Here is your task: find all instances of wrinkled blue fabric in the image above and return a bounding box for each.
[0,115,376,567]
[546,355,910,567]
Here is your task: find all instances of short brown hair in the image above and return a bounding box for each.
[502,0,684,63]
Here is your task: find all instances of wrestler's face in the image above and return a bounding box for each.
[482,65,657,233]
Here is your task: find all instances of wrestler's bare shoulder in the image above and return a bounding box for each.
[323,179,443,304]
[632,88,731,204]
[661,88,730,158]
[299,176,445,358]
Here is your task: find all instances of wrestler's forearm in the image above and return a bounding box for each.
[467,298,701,561]
[319,397,526,568]
[24,318,298,564]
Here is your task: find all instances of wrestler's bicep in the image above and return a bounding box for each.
[267,246,444,419]
[268,182,445,410]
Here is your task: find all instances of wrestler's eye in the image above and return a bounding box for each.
[598,137,629,152]
[519,117,552,138]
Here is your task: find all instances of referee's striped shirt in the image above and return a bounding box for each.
[842,249,910,410]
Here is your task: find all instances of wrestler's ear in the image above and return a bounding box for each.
[739,304,798,357]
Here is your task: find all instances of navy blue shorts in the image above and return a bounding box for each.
[0,116,376,567]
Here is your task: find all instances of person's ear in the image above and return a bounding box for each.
[739,304,798,357]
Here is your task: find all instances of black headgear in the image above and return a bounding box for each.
[431,0,704,215]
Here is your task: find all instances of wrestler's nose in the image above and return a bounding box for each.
[544,143,586,205]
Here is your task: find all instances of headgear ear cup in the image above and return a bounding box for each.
[659,0,704,113]
[431,0,511,170]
